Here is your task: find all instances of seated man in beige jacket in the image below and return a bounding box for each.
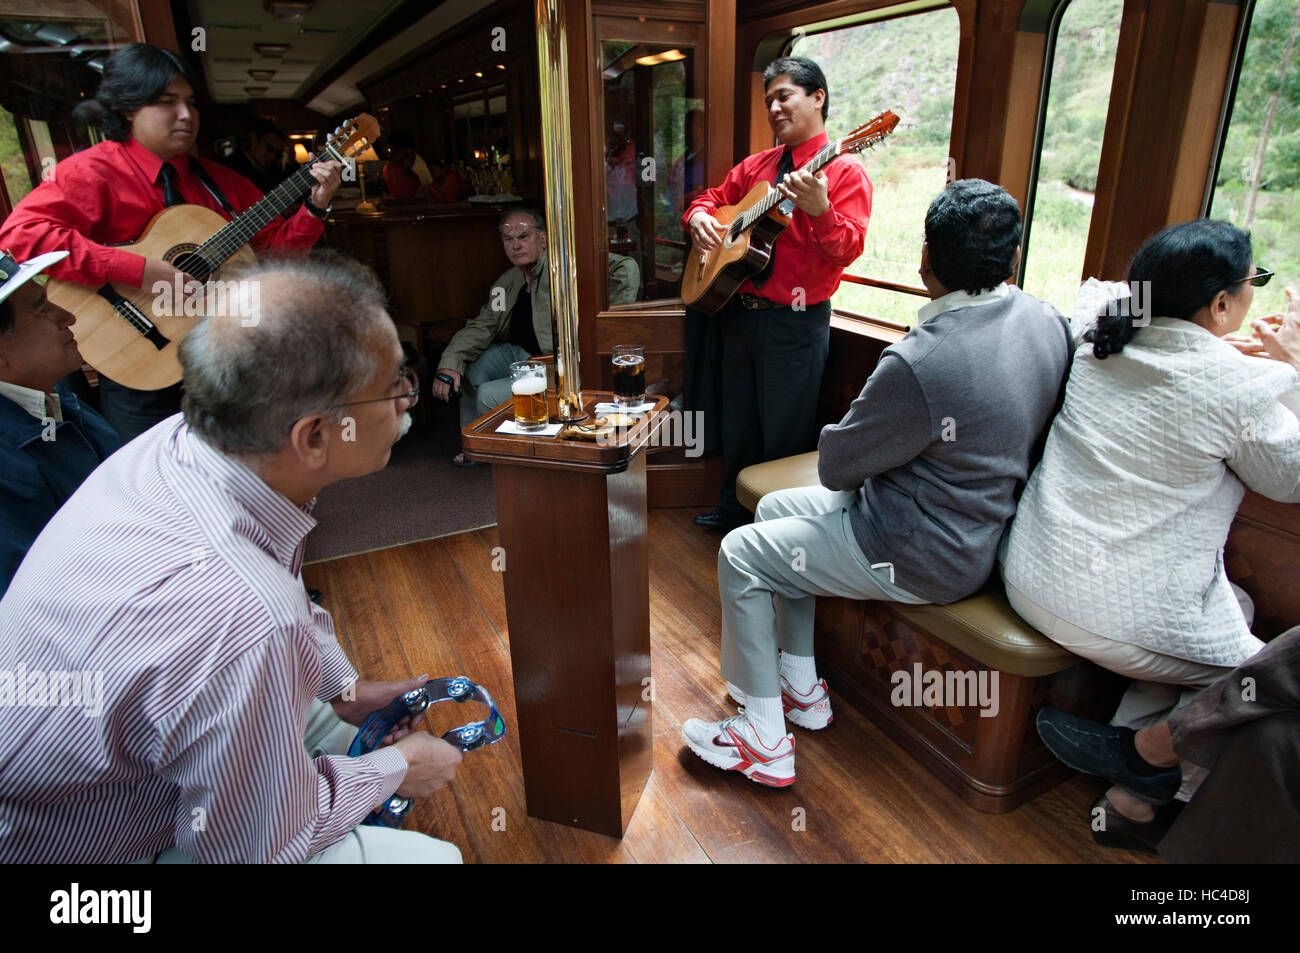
[432,207,638,465]
[432,208,550,466]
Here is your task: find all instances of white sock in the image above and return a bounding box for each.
[780,653,819,695]
[744,695,787,745]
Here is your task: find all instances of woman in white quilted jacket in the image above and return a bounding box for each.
[1000,219,1300,848]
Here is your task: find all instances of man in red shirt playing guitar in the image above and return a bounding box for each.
[0,43,342,441]
[683,57,872,532]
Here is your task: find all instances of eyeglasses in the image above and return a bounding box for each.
[326,367,419,411]
[1234,267,1274,287]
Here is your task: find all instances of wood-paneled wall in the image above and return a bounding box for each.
[326,207,515,353]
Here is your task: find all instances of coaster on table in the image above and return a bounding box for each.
[594,400,655,415]
[495,420,564,436]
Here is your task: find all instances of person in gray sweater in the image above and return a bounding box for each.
[682,179,1073,787]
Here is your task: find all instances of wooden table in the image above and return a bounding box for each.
[462,392,670,837]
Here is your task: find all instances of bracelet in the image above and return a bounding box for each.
[304,198,331,220]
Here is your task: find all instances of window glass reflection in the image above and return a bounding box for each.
[602,41,703,305]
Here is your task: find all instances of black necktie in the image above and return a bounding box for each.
[752,149,796,290]
[773,147,797,217]
[775,147,795,186]
[159,162,184,207]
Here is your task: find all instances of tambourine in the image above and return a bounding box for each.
[349,676,506,827]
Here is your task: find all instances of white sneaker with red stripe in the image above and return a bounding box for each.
[681,712,796,787]
[781,676,833,730]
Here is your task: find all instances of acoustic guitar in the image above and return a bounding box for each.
[680,111,899,314]
[47,114,380,391]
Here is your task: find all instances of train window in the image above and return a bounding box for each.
[1020,0,1123,313]
[793,4,960,327]
[1209,0,1300,321]
[0,6,136,210]
[0,108,32,206]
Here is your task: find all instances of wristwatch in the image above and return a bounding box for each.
[304,198,331,220]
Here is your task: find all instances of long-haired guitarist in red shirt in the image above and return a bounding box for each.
[683,56,872,532]
[0,43,343,440]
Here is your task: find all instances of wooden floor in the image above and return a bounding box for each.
[303,508,1160,864]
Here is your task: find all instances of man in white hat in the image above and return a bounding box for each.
[0,249,120,594]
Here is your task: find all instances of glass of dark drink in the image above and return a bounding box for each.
[611,344,645,408]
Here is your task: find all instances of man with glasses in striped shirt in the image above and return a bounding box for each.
[0,254,462,863]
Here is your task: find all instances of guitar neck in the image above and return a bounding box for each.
[193,162,319,266]
[734,140,844,234]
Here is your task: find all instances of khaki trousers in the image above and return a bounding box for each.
[133,699,462,864]
[1004,581,1247,726]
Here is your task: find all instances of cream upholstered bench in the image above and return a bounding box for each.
[736,453,1124,813]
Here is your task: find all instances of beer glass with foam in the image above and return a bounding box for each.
[510,360,548,431]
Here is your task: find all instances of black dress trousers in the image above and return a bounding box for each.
[716,298,831,515]
[96,376,184,443]
[683,305,725,455]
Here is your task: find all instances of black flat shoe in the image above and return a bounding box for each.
[692,507,749,532]
[1090,794,1183,854]
[1037,707,1182,804]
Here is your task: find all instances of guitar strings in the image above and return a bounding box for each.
[193,123,365,272]
[731,132,887,239]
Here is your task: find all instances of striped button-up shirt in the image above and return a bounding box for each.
[0,416,406,862]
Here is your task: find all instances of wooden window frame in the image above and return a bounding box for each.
[776,2,959,310]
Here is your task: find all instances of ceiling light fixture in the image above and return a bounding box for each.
[634,48,686,66]
[263,1,313,22]
[33,23,82,46]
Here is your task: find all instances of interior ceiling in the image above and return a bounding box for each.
[185,0,498,114]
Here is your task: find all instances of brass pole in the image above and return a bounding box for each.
[535,0,585,421]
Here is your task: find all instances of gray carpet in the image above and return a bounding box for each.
[304,399,496,563]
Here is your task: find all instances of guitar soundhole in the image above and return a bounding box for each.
[169,247,212,282]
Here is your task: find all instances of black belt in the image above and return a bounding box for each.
[737,293,783,310]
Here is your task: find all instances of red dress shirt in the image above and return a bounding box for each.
[681,131,872,307]
[383,160,420,198]
[428,167,463,203]
[0,137,324,289]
